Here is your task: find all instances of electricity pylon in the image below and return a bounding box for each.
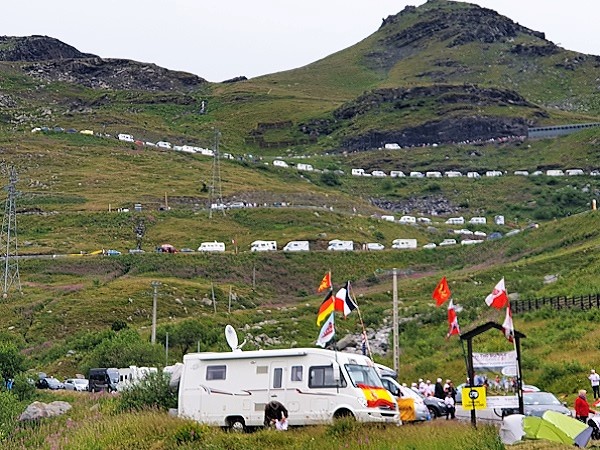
[0,165,21,297]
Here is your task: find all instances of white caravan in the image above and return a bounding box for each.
[283,240,310,252]
[177,348,399,430]
[250,240,277,252]
[327,240,354,251]
[391,238,418,249]
[198,241,226,252]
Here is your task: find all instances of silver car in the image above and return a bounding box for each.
[64,378,89,392]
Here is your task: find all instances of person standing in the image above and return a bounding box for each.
[590,369,600,399]
[575,389,595,423]
[434,378,445,399]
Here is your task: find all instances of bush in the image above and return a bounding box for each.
[118,371,177,412]
[11,374,35,402]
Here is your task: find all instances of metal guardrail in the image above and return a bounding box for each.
[511,293,600,313]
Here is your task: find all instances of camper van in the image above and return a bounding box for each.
[88,368,120,392]
[177,348,399,430]
[283,241,310,252]
[250,240,277,252]
[391,239,418,249]
[118,366,158,391]
[327,240,354,251]
[197,241,226,252]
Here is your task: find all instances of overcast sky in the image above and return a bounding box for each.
[1,1,597,82]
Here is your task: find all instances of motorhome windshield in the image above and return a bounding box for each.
[107,368,120,384]
[345,364,384,388]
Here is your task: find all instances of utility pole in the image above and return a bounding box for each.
[0,165,21,298]
[151,281,161,344]
[392,268,399,376]
[209,129,224,218]
[165,332,169,366]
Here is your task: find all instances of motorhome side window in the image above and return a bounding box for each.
[291,365,303,381]
[308,366,346,388]
[273,368,283,388]
[206,365,226,380]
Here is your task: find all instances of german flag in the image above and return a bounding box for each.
[317,290,335,326]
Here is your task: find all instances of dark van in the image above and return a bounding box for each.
[88,368,120,392]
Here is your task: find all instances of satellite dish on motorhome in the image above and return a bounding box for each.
[225,325,239,351]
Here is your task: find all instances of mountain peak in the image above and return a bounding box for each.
[0,35,97,61]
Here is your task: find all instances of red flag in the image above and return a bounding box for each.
[447,300,460,338]
[317,272,332,293]
[432,276,451,306]
[485,278,509,309]
[502,303,514,343]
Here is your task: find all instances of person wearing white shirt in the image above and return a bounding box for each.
[589,369,600,399]
[444,391,456,419]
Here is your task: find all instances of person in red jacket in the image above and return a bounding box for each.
[575,389,595,423]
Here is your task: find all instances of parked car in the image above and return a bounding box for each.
[179,248,195,253]
[366,242,385,251]
[418,392,449,418]
[501,392,571,417]
[36,377,65,390]
[64,378,89,391]
[381,377,430,422]
[105,249,121,256]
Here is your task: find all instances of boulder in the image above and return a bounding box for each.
[19,401,71,421]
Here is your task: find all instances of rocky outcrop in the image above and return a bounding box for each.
[0,35,96,61]
[371,196,459,216]
[23,58,206,92]
[369,1,548,72]
[341,115,529,151]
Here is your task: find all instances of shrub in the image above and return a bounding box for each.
[11,374,35,402]
[118,371,177,412]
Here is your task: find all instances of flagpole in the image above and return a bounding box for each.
[349,283,374,360]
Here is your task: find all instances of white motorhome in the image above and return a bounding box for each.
[381,215,395,222]
[426,171,442,178]
[398,215,416,224]
[156,141,172,149]
[118,133,134,142]
[409,171,424,178]
[445,217,465,225]
[351,168,365,176]
[469,217,487,224]
[485,170,503,177]
[391,238,417,249]
[273,160,289,168]
[297,163,314,172]
[566,169,584,176]
[327,240,354,251]
[118,366,158,391]
[467,172,481,179]
[371,170,387,177]
[384,143,400,150]
[390,171,406,178]
[445,171,462,177]
[198,241,226,252]
[283,240,309,252]
[177,348,399,430]
[250,240,277,252]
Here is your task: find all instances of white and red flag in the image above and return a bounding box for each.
[316,312,335,348]
[502,303,515,343]
[447,300,460,338]
[485,278,509,309]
